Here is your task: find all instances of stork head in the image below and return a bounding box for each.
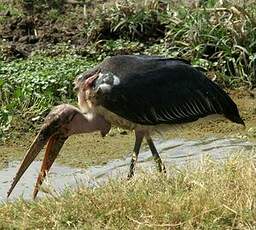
[74,69,100,113]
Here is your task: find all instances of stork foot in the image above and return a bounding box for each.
[127,152,137,179]
[154,157,166,174]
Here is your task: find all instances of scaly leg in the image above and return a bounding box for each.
[127,130,144,179]
[145,135,166,173]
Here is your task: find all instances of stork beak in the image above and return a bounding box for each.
[7,106,69,199]
[7,127,67,199]
[32,134,67,199]
[7,131,48,198]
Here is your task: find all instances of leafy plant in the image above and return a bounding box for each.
[0,54,94,142]
[84,0,167,41]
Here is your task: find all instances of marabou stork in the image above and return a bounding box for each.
[7,55,244,199]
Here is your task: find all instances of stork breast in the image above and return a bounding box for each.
[95,106,139,130]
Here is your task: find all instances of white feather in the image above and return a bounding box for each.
[113,75,120,85]
[99,83,112,92]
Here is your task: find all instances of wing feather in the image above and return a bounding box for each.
[94,55,243,125]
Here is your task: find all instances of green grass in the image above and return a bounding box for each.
[0,1,255,228]
[0,2,23,21]
[1,154,256,229]
[0,0,255,141]
[0,0,255,143]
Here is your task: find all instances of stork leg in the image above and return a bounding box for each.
[145,135,166,173]
[127,130,144,179]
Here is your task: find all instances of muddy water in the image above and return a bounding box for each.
[0,137,255,202]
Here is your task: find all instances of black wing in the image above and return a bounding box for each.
[93,55,244,126]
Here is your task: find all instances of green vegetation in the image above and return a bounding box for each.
[52,0,256,88]
[91,0,256,87]
[1,1,256,86]
[1,154,256,229]
[0,54,93,141]
[0,2,22,21]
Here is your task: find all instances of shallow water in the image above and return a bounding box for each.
[0,137,255,202]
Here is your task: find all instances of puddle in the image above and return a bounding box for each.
[0,137,255,202]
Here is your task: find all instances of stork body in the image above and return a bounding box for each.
[7,55,244,199]
[77,55,243,126]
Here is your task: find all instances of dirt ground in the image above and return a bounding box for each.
[0,88,255,170]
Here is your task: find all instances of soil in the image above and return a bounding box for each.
[0,1,110,60]
[1,12,86,59]
[0,1,197,59]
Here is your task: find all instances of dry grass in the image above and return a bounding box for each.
[1,152,256,229]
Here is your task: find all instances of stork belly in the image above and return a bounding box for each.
[95,106,142,130]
